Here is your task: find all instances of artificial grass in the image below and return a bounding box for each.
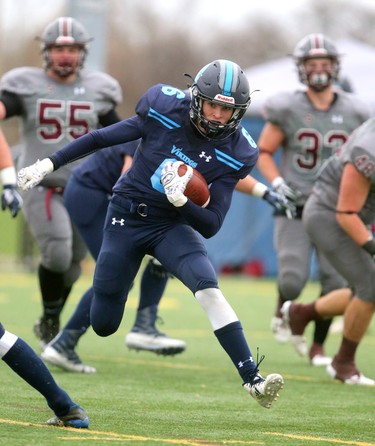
[0,268,374,446]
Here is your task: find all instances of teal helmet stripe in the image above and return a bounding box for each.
[222,60,234,96]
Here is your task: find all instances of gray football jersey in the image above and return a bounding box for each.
[263,89,372,205]
[313,117,375,225]
[1,67,122,187]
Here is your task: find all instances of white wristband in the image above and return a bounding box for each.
[252,182,268,198]
[1,166,17,186]
[271,176,284,189]
[39,158,54,174]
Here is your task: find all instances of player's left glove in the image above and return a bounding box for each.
[1,166,23,218]
[17,158,54,191]
[1,185,23,218]
[263,188,297,220]
[161,160,192,207]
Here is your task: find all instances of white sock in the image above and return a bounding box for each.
[195,288,238,331]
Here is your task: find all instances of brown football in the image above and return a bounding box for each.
[178,163,210,208]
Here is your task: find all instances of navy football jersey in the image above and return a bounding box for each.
[51,83,258,233]
[53,84,257,197]
[71,140,139,194]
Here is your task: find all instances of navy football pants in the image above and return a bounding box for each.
[91,195,218,336]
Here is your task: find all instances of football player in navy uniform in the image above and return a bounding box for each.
[0,16,186,355]
[41,139,295,373]
[18,60,285,408]
[0,129,88,427]
[42,140,186,373]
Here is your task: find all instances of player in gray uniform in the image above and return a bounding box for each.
[0,17,122,346]
[281,117,375,385]
[257,33,372,365]
[1,129,89,427]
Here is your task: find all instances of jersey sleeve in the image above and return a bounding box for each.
[342,118,375,183]
[135,84,166,121]
[0,67,42,96]
[349,145,375,183]
[350,94,373,123]
[262,91,293,126]
[80,70,123,113]
[135,83,188,126]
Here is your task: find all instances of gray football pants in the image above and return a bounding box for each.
[303,195,375,304]
[274,213,346,301]
[21,186,87,288]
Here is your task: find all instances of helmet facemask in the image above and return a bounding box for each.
[43,45,87,78]
[293,33,340,92]
[297,57,340,92]
[38,17,91,77]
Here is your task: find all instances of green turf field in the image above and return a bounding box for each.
[0,265,374,446]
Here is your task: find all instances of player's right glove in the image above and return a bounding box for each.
[263,189,297,220]
[272,176,302,203]
[17,158,54,191]
[161,160,192,207]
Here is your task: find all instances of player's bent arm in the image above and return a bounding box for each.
[0,127,14,169]
[235,175,297,219]
[0,127,23,217]
[0,101,7,120]
[17,118,142,190]
[257,122,285,184]
[236,175,258,194]
[236,175,268,197]
[336,163,372,247]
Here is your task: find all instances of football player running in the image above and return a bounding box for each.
[0,17,121,347]
[257,33,372,365]
[41,140,294,373]
[0,17,185,355]
[18,60,285,408]
[0,130,88,427]
[42,140,187,373]
[282,117,375,385]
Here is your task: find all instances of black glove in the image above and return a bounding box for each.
[263,189,297,220]
[1,185,23,218]
[362,238,375,257]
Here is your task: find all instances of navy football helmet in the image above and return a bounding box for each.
[189,60,251,140]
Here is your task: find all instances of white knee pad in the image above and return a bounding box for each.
[195,288,238,331]
[0,330,18,358]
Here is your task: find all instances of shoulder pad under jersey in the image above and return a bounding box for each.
[335,89,373,122]
[0,67,45,96]
[262,90,304,123]
[79,69,122,106]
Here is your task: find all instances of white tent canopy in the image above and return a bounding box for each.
[245,38,375,117]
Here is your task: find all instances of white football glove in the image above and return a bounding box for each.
[161,160,193,207]
[17,158,54,191]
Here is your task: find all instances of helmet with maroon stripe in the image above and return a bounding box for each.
[189,59,251,140]
[293,33,340,91]
[39,17,92,76]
